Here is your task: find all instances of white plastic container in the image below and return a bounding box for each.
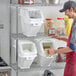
[18,54,36,69]
[11,39,37,69]
[34,37,57,67]
[55,40,67,49]
[18,40,37,69]
[19,7,44,37]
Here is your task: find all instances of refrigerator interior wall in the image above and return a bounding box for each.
[0,0,10,65]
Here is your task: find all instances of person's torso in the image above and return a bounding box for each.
[66,18,76,65]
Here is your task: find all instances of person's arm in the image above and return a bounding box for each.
[55,47,72,54]
[48,47,72,55]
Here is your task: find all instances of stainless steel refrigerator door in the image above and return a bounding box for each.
[0,0,10,65]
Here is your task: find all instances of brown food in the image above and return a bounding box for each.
[43,46,51,49]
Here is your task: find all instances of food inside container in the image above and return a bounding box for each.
[22,44,33,53]
[56,27,66,36]
[43,43,52,56]
[23,49,30,53]
[44,18,56,36]
[56,18,66,36]
[18,0,34,5]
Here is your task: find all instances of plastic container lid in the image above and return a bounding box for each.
[46,18,53,20]
[57,18,64,20]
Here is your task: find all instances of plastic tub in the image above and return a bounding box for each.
[34,37,57,67]
[11,39,37,69]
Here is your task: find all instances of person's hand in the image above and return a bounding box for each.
[47,48,55,55]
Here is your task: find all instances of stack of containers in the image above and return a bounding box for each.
[19,7,44,37]
[18,40,37,69]
[12,39,37,69]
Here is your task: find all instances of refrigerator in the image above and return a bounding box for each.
[0,0,10,65]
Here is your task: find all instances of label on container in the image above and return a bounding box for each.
[48,29,55,35]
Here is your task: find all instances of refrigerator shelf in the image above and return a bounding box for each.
[10,3,61,7]
[11,62,65,72]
